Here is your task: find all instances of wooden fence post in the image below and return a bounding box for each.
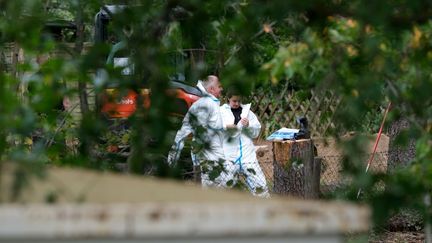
[193,165,201,183]
[272,139,321,199]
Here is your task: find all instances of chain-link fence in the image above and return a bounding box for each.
[319,151,389,194]
[251,144,390,197]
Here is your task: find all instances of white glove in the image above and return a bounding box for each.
[167,141,184,166]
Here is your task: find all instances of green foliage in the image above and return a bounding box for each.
[0,0,431,232]
[258,1,432,229]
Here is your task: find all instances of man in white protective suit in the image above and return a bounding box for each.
[167,75,230,188]
[220,91,270,198]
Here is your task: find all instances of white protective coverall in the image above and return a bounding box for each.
[220,103,270,197]
[168,81,230,187]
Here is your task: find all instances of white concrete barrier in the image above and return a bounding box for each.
[0,166,369,242]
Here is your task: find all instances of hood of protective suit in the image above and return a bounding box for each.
[196,80,219,102]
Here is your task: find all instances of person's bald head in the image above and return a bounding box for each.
[202,75,223,98]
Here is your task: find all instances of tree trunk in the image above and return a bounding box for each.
[74,2,89,114]
[272,139,321,199]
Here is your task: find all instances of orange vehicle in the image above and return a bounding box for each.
[99,82,203,119]
[94,5,204,119]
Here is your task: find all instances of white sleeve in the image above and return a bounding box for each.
[174,112,194,144]
[205,102,223,131]
[168,112,193,165]
[244,111,261,139]
[220,106,231,130]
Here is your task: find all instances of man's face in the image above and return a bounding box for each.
[209,80,223,98]
[228,95,241,109]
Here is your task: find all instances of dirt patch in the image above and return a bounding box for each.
[369,231,424,243]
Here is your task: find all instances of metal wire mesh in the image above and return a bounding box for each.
[253,150,390,195]
[319,151,389,194]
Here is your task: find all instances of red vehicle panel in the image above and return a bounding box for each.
[100,87,201,118]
